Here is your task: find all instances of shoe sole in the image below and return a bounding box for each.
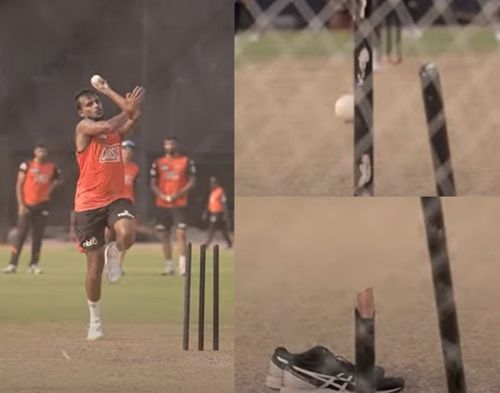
[267,351,393,392]
[104,245,121,283]
[282,367,404,393]
[107,272,121,283]
[86,333,104,341]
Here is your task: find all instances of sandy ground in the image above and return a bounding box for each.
[0,324,234,393]
[236,51,500,196]
[236,197,500,392]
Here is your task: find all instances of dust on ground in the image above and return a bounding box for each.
[0,324,234,393]
[236,51,500,195]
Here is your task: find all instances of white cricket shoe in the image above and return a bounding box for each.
[161,260,175,276]
[28,265,43,274]
[2,264,16,274]
[104,243,122,283]
[86,321,104,341]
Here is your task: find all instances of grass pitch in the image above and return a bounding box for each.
[0,242,234,327]
[236,26,500,66]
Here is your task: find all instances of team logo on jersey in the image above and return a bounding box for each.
[99,143,121,163]
[34,174,50,184]
[160,163,179,180]
[164,172,180,180]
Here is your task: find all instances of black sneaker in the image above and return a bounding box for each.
[265,346,386,390]
[282,364,405,392]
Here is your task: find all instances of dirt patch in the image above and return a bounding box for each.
[236,197,500,392]
[0,324,234,393]
[236,51,500,195]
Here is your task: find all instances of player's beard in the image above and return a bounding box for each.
[90,107,104,120]
[89,113,103,121]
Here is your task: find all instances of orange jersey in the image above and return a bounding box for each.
[123,161,140,202]
[150,155,196,208]
[208,186,226,213]
[20,160,60,206]
[74,131,125,212]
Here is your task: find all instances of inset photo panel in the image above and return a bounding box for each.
[0,1,234,392]
[235,0,500,196]
[236,196,500,392]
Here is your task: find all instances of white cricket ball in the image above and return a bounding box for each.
[335,94,354,122]
[90,74,103,88]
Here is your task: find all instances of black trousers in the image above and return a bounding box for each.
[9,202,49,266]
[206,213,232,248]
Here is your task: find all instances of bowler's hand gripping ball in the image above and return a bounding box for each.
[90,75,107,90]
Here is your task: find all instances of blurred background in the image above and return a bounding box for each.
[235,0,496,32]
[0,0,233,241]
[235,0,500,196]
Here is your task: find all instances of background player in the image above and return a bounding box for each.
[73,77,144,340]
[150,136,196,276]
[203,176,233,248]
[122,140,140,204]
[2,142,62,274]
[104,139,140,273]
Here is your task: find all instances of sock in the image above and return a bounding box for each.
[166,260,173,269]
[88,300,101,325]
[179,255,186,272]
[9,248,19,266]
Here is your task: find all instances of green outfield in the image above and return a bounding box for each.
[0,243,234,326]
[236,26,500,66]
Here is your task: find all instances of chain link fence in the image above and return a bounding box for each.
[235,0,500,196]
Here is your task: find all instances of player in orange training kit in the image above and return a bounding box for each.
[203,176,232,248]
[73,77,144,340]
[150,136,196,276]
[104,139,140,273]
[2,142,62,274]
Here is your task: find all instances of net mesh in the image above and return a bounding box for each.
[235,0,500,196]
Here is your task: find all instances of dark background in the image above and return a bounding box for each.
[0,0,233,240]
